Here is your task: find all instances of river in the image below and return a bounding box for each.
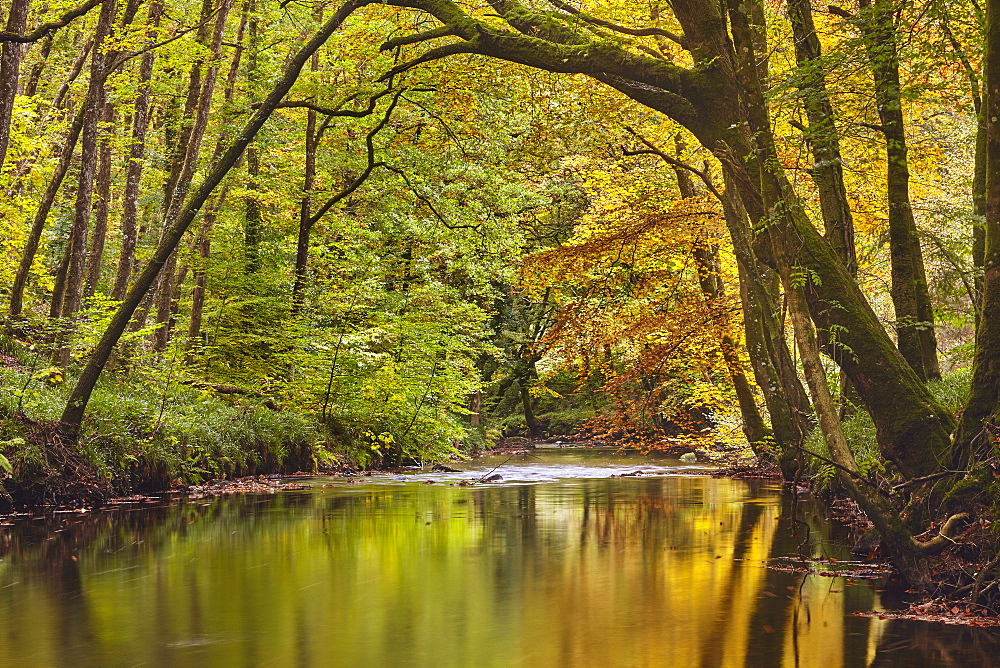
[0,448,997,666]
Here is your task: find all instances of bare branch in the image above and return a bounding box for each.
[108,10,223,71]
[622,126,723,201]
[307,90,407,225]
[378,41,477,81]
[384,165,480,230]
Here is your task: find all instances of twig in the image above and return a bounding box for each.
[891,469,970,491]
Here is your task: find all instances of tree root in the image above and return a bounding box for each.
[912,513,970,555]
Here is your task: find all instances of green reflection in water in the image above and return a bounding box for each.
[0,451,997,667]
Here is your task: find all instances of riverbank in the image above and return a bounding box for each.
[0,354,355,510]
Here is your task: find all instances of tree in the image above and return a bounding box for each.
[350,0,955,475]
[59,0,369,438]
[311,0,971,582]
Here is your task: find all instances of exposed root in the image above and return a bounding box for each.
[912,512,970,554]
[2,416,113,509]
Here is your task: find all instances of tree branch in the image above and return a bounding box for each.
[384,165,480,230]
[0,0,105,43]
[544,0,688,48]
[912,513,970,554]
[381,24,458,50]
[622,126,723,201]
[307,89,406,226]
[378,41,477,81]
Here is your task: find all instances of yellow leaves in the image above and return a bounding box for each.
[33,366,65,385]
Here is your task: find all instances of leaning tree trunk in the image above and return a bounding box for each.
[60,0,370,439]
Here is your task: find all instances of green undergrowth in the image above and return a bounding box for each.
[806,367,972,490]
[0,363,338,496]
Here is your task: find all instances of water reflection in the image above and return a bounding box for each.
[0,450,996,666]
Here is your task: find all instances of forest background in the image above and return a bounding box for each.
[1,0,999,592]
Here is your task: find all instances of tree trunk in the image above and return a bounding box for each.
[720,0,954,479]
[111,0,163,301]
[858,0,940,380]
[786,0,856,274]
[151,0,231,353]
[84,102,114,298]
[957,0,1000,462]
[186,0,250,355]
[244,4,262,275]
[51,37,92,111]
[292,105,318,314]
[23,31,51,98]
[186,190,228,358]
[53,0,117,366]
[778,235,932,588]
[672,143,770,450]
[8,104,84,318]
[0,0,30,171]
[244,144,262,274]
[60,0,369,439]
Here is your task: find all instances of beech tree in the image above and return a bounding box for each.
[305,0,971,583]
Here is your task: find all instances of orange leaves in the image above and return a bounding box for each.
[519,151,744,442]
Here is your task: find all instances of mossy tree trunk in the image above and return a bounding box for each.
[0,0,30,170]
[957,0,1000,462]
[857,0,940,381]
[786,0,857,275]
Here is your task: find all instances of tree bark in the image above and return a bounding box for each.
[84,102,114,298]
[186,0,250,354]
[957,0,1000,462]
[0,0,30,171]
[671,142,770,451]
[185,190,227,359]
[151,0,231,353]
[243,3,261,275]
[786,0,856,274]
[22,30,50,97]
[8,104,84,319]
[291,104,318,314]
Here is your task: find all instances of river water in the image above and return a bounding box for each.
[0,448,997,666]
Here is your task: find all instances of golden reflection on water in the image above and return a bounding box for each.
[0,457,996,666]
